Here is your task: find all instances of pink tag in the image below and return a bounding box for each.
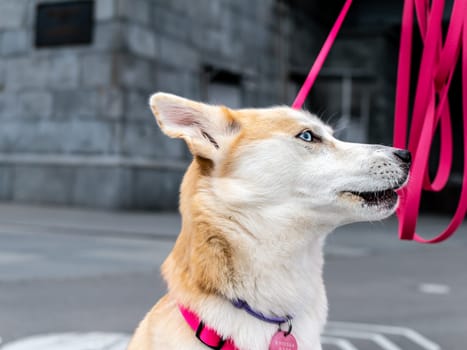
[269,331,298,350]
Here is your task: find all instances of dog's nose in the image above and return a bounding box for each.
[393,149,412,164]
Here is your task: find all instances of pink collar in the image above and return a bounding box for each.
[179,305,240,350]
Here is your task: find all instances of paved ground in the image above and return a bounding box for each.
[0,202,465,349]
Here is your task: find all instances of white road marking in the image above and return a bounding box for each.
[324,246,369,258]
[0,323,440,350]
[327,321,441,350]
[0,252,41,264]
[321,336,359,350]
[324,329,402,350]
[1,333,130,350]
[418,283,451,295]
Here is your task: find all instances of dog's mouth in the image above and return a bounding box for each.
[340,188,399,208]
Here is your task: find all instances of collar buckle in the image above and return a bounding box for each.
[196,321,227,350]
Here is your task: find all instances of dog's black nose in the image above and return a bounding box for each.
[394,149,411,164]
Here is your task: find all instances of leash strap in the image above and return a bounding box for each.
[291,0,353,109]
[394,0,467,243]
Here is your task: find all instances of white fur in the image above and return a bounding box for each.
[192,111,408,349]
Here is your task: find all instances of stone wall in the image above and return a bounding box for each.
[0,0,322,209]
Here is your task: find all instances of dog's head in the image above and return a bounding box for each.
[150,93,410,238]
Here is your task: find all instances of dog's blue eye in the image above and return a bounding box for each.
[297,130,314,142]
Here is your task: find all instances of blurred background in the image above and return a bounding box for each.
[0,0,465,349]
[0,0,462,211]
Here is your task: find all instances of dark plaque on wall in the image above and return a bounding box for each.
[35,1,94,47]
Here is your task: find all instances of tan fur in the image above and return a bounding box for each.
[128,157,236,348]
[128,101,268,349]
[129,295,194,349]
[219,108,306,177]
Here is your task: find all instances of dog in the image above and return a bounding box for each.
[127,93,411,350]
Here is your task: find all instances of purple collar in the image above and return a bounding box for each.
[231,299,292,325]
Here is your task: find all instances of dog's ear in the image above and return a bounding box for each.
[149,93,240,159]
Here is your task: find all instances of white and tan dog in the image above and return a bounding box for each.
[128,93,411,350]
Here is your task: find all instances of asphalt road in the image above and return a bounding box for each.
[0,203,465,350]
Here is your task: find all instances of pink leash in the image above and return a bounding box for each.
[293,0,467,243]
[393,0,467,243]
[292,0,353,109]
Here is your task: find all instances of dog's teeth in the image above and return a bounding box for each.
[346,189,397,207]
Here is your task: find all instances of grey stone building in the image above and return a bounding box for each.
[0,0,460,211]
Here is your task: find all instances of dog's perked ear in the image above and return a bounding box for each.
[149,93,240,160]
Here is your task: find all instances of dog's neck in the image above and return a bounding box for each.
[230,215,327,314]
[163,221,327,350]
[161,162,328,349]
